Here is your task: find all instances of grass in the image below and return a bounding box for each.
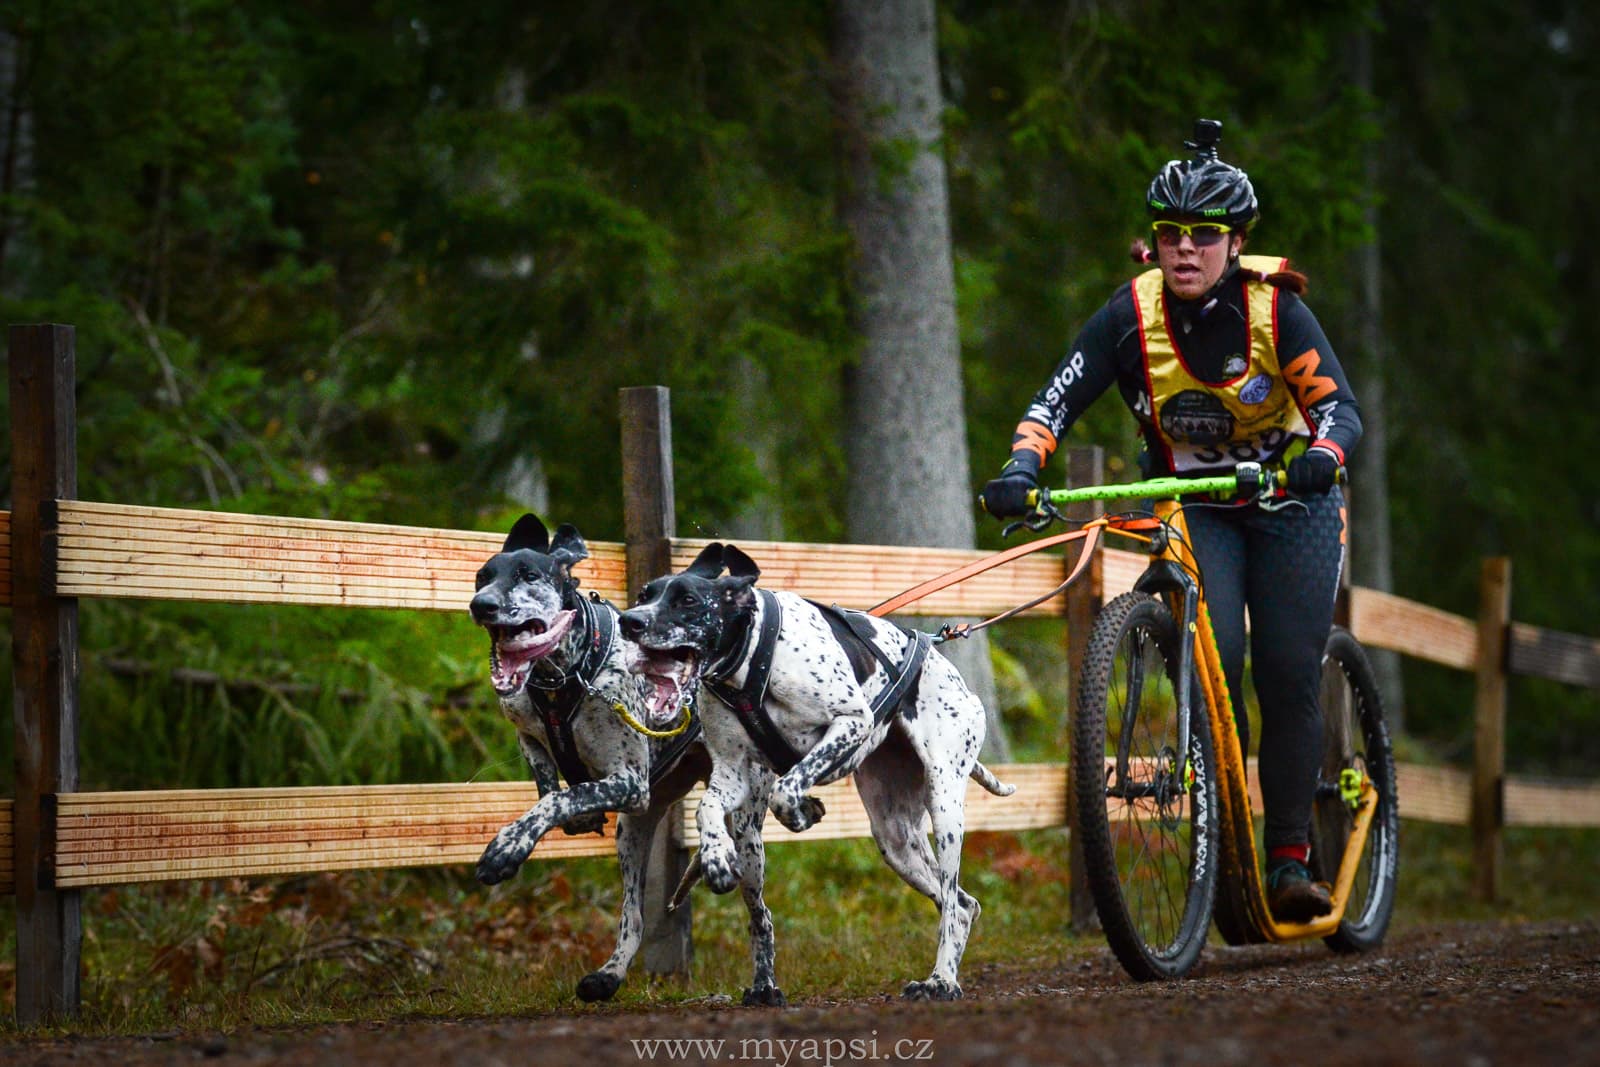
[0,830,1081,1038]
[0,599,517,796]
[1,820,1597,1040]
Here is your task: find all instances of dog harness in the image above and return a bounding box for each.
[529,593,702,789]
[810,602,933,781]
[704,591,931,775]
[704,589,796,771]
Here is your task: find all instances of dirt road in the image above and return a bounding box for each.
[5,920,1597,1066]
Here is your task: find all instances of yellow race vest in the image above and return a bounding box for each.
[1131,255,1311,472]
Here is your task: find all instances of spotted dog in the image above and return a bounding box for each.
[469,514,714,1003]
[618,543,1015,1002]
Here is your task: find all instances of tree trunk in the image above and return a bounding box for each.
[0,23,35,297]
[830,0,1008,758]
[1345,22,1405,729]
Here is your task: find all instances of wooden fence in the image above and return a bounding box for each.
[6,323,1600,1023]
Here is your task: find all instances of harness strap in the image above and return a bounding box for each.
[535,700,593,786]
[709,593,935,777]
[804,604,933,782]
[532,596,704,790]
[873,630,932,725]
[817,603,932,728]
[647,716,704,790]
[704,589,802,773]
[528,597,614,787]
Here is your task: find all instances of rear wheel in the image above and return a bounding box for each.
[1072,592,1219,980]
[1310,626,1399,952]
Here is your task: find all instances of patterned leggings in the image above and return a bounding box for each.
[1183,487,1345,850]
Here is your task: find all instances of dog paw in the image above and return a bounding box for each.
[576,971,622,1002]
[560,812,607,836]
[476,839,528,886]
[741,985,787,1008]
[770,791,826,833]
[901,978,962,1002]
[702,850,742,894]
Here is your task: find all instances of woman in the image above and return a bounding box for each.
[980,120,1363,922]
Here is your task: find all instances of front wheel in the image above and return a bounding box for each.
[1072,592,1219,980]
[1310,626,1399,952]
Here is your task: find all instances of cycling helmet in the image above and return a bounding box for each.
[1146,119,1259,229]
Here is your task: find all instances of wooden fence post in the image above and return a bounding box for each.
[619,386,693,975]
[1472,556,1512,904]
[8,324,82,1024]
[1063,445,1104,933]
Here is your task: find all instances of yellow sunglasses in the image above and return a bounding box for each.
[1151,220,1234,247]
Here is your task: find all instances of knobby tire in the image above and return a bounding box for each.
[1073,592,1219,980]
[1312,625,1400,952]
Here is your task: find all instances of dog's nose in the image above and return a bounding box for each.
[618,611,645,640]
[469,593,499,622]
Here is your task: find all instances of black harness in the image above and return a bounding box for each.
[526,592,702,788]
[703,590,932,775]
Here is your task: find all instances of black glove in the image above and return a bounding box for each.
[1285,447,1341,495]
[979,469,1039,518]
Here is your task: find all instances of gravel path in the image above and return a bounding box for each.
[5,920,1597,1066]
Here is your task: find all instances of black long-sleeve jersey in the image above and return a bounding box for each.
[1006,268,1363,479]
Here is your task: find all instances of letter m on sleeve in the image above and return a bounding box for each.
[1282,348,1338,409]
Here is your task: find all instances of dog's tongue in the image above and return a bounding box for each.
[502,608,577,660]
[645,673,686,728]
[490,609,578,693]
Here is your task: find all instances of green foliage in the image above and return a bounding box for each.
[1,2,850,791]
[1398,824,1600,925]
[987,618,1072,758]
[1368,0,1599,771]
[0,3,1593,1042]
[944,0,1379,542]
[0,598,512,794]
[0,0,1592,787]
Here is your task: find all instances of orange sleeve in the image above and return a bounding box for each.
[1010,420,1057,466]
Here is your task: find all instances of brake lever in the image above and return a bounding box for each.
[1251,466,1307,514]
[1001,500,1064,539]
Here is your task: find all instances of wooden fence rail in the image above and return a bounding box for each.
[6,325,1600,1023]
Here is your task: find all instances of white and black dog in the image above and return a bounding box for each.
[617,542,1015,1002]
[469,514,715,1002]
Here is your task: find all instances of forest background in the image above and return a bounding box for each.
[0,0,1595,797]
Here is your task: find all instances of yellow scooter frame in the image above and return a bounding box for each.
[1154,501,1379,944]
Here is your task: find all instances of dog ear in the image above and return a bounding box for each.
[503,513,550,554]
[685,542,725,579]
[716,573,759,612]
[548,523,590,567]
[722,544,761,581]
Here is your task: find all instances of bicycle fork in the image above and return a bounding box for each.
[1129,551,1200,819]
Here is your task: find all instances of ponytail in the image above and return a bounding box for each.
[1235,262,1309,295]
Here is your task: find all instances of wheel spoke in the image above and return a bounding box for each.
[1075,593,1217,978]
